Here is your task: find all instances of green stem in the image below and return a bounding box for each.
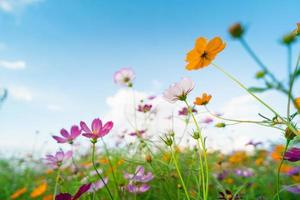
[184,100,208,200]
[205,106,268,124]
[53,169,61,200]
[287,53,300,118]
[276,140,290,200]
[239,38,281,85]
[287,45,292,119]
[92,143,114,200]
[212,63,298,136]
[101,138,122,199]
[170,146,190,200]
[196,139,206,200]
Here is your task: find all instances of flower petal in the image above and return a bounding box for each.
[60,129,70,138]
[80,121,92,133]
[206,37,226,55]
[52,136,67,143]
[92,118,102,133]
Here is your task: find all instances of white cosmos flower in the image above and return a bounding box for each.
[163,77,194,103]
[114,68,135,87]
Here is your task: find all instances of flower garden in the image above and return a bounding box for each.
[1,23,300,200]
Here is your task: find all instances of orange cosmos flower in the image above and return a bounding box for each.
[271,145,284,161]
[185,37,226,70]
[10,187,27,199]
[294,23,300,36]
[280,164,293,173]
[194,93,212,106]
[30,182,47,198]
[295,97,300,110]
[228,151,247,164]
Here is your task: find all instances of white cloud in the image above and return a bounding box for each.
[150,79,163,92]
[0,0,43,13]
[9,86,33,101]
[0,60,26,70]
[104,89,284,153]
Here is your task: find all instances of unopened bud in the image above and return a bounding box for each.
[282,32,296,45]
[145,154,152,163]
[255,71,266,79]
[228,23,244,38]
[192,131,201,140]
[215,122,226,128]
[285,127,297,140]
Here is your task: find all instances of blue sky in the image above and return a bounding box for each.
[0,0,299,154]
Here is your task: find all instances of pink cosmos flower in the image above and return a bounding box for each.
[114,68,135,87]
[87,178,108,193]
[163,77,194,103]
[178,107,197,116]
[202,116,213,124]
[127,184,150,193]
[147,95,156,100]
[284,184,300,194]
[55,184,91,200]
[45,150,72,169]
[234,168,254,178]
[284,147,300,162]
[80,118,113,142]
[52,125,81,144]
[137,104,152,113]
[124,166,153,193]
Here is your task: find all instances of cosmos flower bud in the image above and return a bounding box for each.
[281,32,296,45]
[168,129,175,137]
[228,23,245,38]
[161,134,173,146]
[192,131,201,140]
[215,122,226,128]
[255,71,266,79]
[145,155,152,163]
[285,127,297,141]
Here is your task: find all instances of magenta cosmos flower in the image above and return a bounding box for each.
[163,77,194,103]
[284,147,300,162]
[124,166,154,193]
[45,150,72,169]
[178,107,197,116]
[114,68,135,87]
[137,104,152,113]
[52,125,81,144]
[80,118,113,142]
[55,183,91,200]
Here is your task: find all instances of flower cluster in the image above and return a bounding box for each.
[124,166,154,193]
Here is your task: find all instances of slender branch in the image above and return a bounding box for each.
[170,146,191,200]
[92,143,114,200]
[53,169,61,200]
[275,140,290,200]
[212,63,298,136]
[184,100,208,200]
